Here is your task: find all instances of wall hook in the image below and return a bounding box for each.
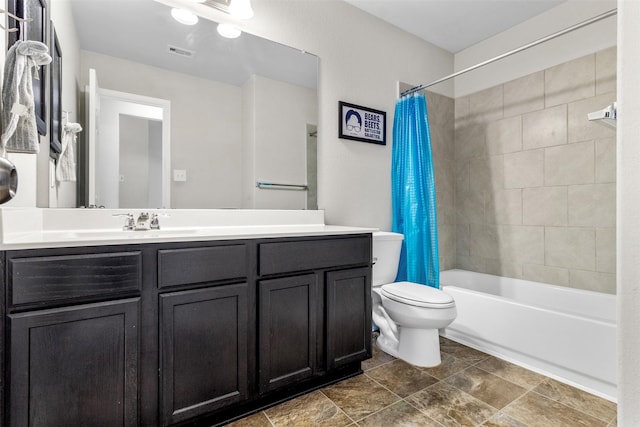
[0,8,33,34]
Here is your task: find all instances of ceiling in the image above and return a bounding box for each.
[344,0,567,53]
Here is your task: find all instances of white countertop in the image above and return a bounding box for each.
[0,208,377,250]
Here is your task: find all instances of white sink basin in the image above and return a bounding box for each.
[52,228,201,240]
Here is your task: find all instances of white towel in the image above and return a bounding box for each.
[1,40,52,156]
[56,122,82,182]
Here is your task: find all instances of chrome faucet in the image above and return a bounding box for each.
[114,212,161,231]
[135,212,151,230]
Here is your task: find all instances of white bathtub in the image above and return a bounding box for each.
[440,269,617,402]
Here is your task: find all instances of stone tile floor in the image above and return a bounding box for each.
[226,336,617,426]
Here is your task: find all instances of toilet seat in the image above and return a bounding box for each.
[381,281,455,308]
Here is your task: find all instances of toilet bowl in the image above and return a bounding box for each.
[372,231,456,367]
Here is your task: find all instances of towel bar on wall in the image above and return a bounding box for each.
[0,8,32,33]
[256,182,308,191]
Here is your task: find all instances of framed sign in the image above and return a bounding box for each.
[338,101,386,145]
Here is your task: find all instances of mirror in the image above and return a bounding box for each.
[66,0,318,209]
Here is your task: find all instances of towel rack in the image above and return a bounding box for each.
[256,181,308,191]
[0,8,32,33]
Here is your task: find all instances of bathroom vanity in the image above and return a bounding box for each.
[0,209,374,426]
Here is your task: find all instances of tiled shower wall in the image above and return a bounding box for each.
[426,91,456,271]
[454,47,617,293]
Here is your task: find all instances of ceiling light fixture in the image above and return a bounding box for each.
[228,0,254,20]
[171,8,199,25]
[217,23,242,39]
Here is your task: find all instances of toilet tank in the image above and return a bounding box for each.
[372,231,404,287]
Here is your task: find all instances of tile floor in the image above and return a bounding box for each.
[227,336,617,427]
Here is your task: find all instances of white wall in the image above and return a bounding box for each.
[454,0,617,97]
[242,75,317,209]
[617,0,640,422]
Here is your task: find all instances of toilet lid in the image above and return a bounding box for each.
[381,281,455,308]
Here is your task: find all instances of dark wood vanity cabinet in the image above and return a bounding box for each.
[326,267,372,369]
[3,247,144,427]
[156,244,253,426]
[256,236,372,397]
[1,234,371,426]
[9,299,140,427]
[258,274,318,393]
[160,284,250,425]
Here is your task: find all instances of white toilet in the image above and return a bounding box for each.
[372,231,456,367]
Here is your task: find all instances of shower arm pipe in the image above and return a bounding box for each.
[401,8,617,97]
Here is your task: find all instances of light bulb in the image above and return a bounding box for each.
[228,0,254,19]
[217,23,242,39]
[171,8,199,26]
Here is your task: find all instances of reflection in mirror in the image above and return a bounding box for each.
[119,115,163,208]
[67,0,318,209]
[86,68,171,209]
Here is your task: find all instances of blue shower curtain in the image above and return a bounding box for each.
[391,93,440,288]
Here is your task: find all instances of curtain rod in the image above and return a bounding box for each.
[401,8,617,97]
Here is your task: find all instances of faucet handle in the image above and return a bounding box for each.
[113,213,135,230]
[150,213,160,230]
[151,212,171,230]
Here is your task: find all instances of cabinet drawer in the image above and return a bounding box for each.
[9,252,142,307]
[158,244,247,288]
[259,236,371,276]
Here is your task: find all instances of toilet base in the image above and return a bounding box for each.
[400,327,443,367]
[376,327,442,367]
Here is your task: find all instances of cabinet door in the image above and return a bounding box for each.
[9,298,140,427]
[259,274,317,393]
[160,283,249,426]
[326,268,372,369]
